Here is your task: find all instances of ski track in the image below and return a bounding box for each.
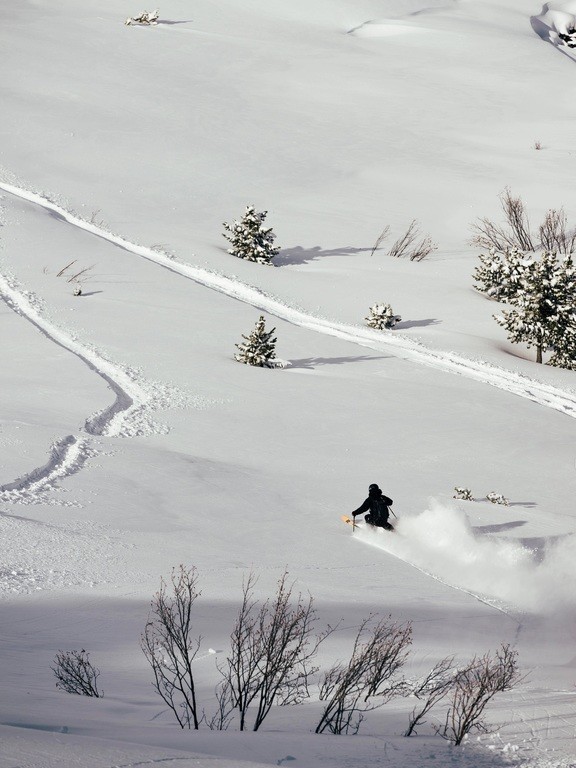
[2,180,576,422]
[0,268,162,502]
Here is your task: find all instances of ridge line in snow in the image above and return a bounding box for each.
[2,181,576,420]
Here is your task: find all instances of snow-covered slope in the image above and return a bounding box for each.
[1,1,576,766]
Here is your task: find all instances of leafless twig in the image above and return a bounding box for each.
[51,649,102,697]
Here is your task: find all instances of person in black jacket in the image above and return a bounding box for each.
[352,483,394,530]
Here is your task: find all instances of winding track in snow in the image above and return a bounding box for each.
[0,269,154,500]
[2,180,576,422]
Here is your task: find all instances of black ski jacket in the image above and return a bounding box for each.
[352,489,393,519]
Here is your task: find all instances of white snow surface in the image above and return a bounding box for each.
[2,1,576,766]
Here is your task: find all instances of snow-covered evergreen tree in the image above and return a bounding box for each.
[125,9,159,25]
[235,316,280,368]
[365,303,401,330]
[453,487,473,501]
[472,247,528,301]
[494,251,576,365]
[486,492,510,506]
[223,205,280,265]
[547,254,576,370]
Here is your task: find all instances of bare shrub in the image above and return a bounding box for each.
[369,225,390,257]
[404,656,455,736]
[437,644,522,745]
[409,234,436,262]
[51,649,102,697]
[219,570,327,731]
[473,191,576,257]
[388,220,436,261]
[534,140,543,150]
[471,189,535,253]
[141,565,202,729]
[539,208,576,256]
[315,615,412,735]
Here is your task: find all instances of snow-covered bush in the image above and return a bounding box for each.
[473,247,528,301]
[365,303,401,330]
[125,9,159,25]
[235,315,284,368]
[486,492,510,506]
[223,205,280,264]
[453,487,473,501]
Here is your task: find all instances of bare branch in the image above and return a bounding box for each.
[388,220,419,259]
[141,565,202,729]
[315,615,412,735]
[539,208,576,256]
[404,656,455,736]
[51,649,102,697]
[220,569,328,731]
[370,225,390,257]
[436,644,523,745]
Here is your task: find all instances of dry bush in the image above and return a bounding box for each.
[315,615,412,735]
[437,644,522,745]
[219,570,327,731]
[51,649,102,697]
[538,208,576,256]
[388,220,436,261]
[472,190,576,257]
[141,565,202,729]
[471,189,534,253]
[405,656,456,736]
[369,225,390,257]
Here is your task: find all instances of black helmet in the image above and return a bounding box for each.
[368,483,380,492]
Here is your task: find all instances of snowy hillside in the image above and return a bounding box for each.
[1,1,576,766]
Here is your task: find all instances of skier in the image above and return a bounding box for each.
[352,483,394,530]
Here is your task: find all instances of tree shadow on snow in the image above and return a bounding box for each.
[157,20,195,25]
[276,245,372,266]
[395,318,440,329]
[289,355,390,369]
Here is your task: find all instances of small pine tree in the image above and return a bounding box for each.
[366,303,401,330]
[453,487,473,501]
[472,247,528,301]
[547,254,576,370]
[235,316,279,368]
[486,492,510,506]
[223,205,280,265]
[494,251,575,365]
